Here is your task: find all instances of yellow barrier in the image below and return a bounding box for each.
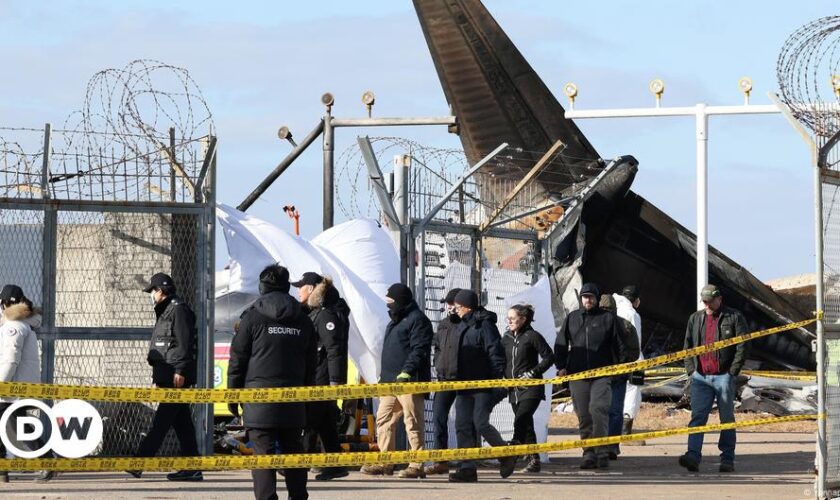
[0,318,815,404]
[0,414,818,472]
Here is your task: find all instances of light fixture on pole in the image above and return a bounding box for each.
[321,92,335,113]
[277,126,297,147]
[739,77,753,105]
[649,79,665,107]
[361,90,376,118]
[564,83,578,110]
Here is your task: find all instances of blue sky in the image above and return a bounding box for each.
[1,1,836,280]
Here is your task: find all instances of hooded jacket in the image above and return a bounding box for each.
[555,306,637,375]
[0,303,41,401]
[379,301,433,384]
[502,324,555,403]
[455,308,506,383]
[432,313,461,381]
[229,291,317,429]
[305,278,350,386]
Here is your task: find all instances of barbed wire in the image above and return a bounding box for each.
[0,59,214,201]
[777,16,840,137]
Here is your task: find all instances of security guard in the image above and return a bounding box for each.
[292,272,350,481]
[229,264,317,500]
[129,273,202,481]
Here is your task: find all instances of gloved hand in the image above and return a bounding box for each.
[228,402,240,418]
[518,370,535,379]
[396,372,412,382]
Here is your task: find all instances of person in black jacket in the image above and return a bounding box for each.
[228,265,317,500]
[292,272,350,482]
[360,283,432,479]
[502,303,555,473]
[130,273,202,482]
[425,288,465,476]
[678,284,747,474]
[554,283,638,470]
[448,289,517,483]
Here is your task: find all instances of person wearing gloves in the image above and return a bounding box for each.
[360,283,432,479]
[501,303,555,473]
[292,272,351,481]
[448,289,517,483]
[228,264,317,500]
[130,273,202,482]
[0,285,54,483]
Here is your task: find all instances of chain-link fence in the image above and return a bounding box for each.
[0,125,216,456]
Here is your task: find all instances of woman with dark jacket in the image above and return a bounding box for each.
[501,303,555,473]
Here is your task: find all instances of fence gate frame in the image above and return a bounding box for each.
[0,123,217,455]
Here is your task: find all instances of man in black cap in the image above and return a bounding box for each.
[360,283,432,479]
[555,283,636,469]
[448,289,516,483]
[130,273,202,481]
[678,284,747,474]
[229,264,317,500]
[425,288,462,476]
[291,271,350,481]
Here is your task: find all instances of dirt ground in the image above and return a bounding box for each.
[0,404,820,499]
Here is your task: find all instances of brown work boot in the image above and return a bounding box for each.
[360,464,394,476]
[397,466,426,479]
[424,462,450,475]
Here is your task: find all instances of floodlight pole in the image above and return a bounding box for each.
[566,102,781,307]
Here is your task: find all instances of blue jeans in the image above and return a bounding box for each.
[687,372,736,463]
[608,376,628,454]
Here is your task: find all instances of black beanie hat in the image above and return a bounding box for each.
[386,283,413,308]
[259,264,290,294]
[454,289,479,310]
[440,288,462,305]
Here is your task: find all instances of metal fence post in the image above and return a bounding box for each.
[40,123,57,385]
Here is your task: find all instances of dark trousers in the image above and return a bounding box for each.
[432,389,457,450]
[569,377,612,459]
[455,391,506,470]
[305,401,342,454]
[135,402,199,460]
[248,427,308,500]
[608,376,628,454]
[511,398,541,445]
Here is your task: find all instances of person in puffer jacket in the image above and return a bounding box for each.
[0,284,54,483]
[448,289,517,483]
[501,303,555,473]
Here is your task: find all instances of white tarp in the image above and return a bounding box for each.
[216,204,398,383]
[504,275,556,461]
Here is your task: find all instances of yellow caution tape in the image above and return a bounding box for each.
[0,414,819,472]
[0,317,816,404]
[647,367,816,382]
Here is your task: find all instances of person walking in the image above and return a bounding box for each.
[360,283,432,479]
[614,286,644,438]
[678,284,747,474]
[555,283,638,469]
[448,289,517,483]
[425,288,463,476]
[292,272,350,481]
[229,264,317,500]
[501,303,555,473]
[129,273,202,481]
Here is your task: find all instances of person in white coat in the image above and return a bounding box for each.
[613,286,643,434]
[0,284,53,483]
